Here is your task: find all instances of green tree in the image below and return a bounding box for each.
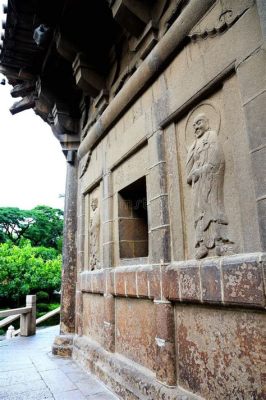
[0,205,63,251]
[0,207,33,244]
[24,206,64,250]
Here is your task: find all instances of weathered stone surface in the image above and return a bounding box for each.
[222,256,265,306]
[73,335,199,400]
[201,259,222,303]
[83,293,105,346]
[175,305,266,399]
[179,262,201,302]
[154,301,176,386]
[115,298,157,372]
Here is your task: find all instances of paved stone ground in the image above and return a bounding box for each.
[0,326,119,400]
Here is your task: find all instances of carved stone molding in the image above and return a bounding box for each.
[189,0,254,41]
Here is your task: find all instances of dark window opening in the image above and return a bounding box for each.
[118,176,148,259]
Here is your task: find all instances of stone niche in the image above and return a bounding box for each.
[167,74,261,261]
[113,145,149,266]
[118,176,148,259]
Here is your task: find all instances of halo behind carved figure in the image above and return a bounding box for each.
[184,102,221,152]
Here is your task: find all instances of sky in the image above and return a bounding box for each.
[0,81,66,210]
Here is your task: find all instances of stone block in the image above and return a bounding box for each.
[237,48,266,109]
[136,265,151,298]
[80,271,104,294]
[201,259,222,303]
[149,266,161,300]
[179,263,201,302]
[257,199,266,251]
[155,340,176,386]
[222,256,265,307]
[83,293,105,346]
[116,268,137,297]
[52,335,73,358]
[103,242,114,268]
[114,268,126,296]
[147,163,167,201]
[107,269,115,295]
[115,297,157,372]
[162,266,180,301]
[134,240,148,257]
[148,195,169,229]
[119,240,134,258]
[149,227,170,264]
[119,218,148,241]
[175,305,266,399]
[250,144,266,200]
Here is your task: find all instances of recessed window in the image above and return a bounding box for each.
[118,177,148,259]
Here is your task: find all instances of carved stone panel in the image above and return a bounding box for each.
[174,77,253,260]
[185,106,233,259]
[87,186,101,270]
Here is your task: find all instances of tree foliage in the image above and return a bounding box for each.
[0,207,33,244]
[0,205,63,251]
[0,241,62,305]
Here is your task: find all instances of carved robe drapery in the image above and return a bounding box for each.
[89,200,100,269]
[186,126,229,258]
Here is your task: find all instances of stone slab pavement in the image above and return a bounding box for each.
[0,325,119,400]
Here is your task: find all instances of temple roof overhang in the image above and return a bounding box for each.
[0,0,118,156]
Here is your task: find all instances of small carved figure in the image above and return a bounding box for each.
[89,197,100,269]
[186,113,232,259]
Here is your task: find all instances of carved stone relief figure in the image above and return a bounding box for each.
[186,111,233,259]
[89,197,100,269]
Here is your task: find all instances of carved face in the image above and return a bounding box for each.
[193,114,209,138]
[91,198,98,211]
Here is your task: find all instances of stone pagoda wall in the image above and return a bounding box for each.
[73,1,266,398]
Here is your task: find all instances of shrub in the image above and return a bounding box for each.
[37,303,50,312]
[0,241,62,306]
[36,291,49,302]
